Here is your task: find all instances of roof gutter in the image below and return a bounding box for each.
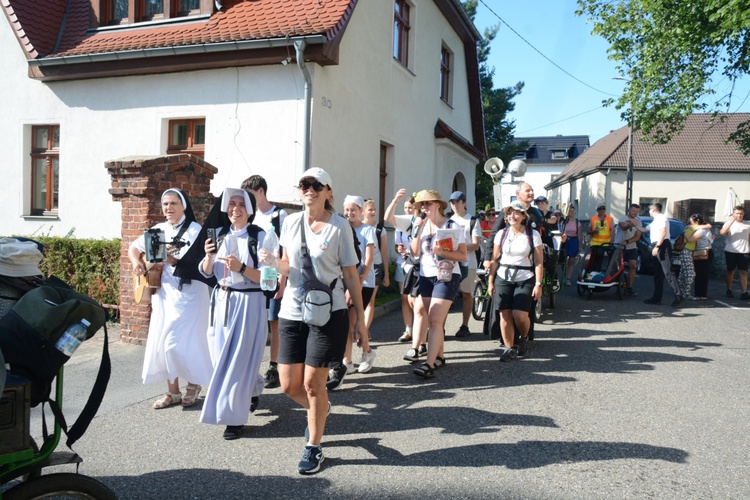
[28,35,327,67]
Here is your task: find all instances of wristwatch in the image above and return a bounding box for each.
[535,282,542,286]
[239,263,247,275]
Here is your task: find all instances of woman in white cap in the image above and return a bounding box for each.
[198,188,270,440]
[335,194,377,377]
[276,167,367,475]
[409,189,467,379]
[128,188,213,410]
[487,201,543,361]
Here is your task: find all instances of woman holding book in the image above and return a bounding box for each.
[409,190,466,379]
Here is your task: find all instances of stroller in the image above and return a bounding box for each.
[576,244,627,300]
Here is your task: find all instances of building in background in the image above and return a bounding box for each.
[545,113,750,223]
[1,0,485,238]
[508,135,590,209]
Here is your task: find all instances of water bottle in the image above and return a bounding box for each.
[260,229,279,291]
[55,319,91,357]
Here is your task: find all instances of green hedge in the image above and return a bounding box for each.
[34,237,121,307]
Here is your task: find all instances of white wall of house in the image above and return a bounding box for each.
[310,0,478,211]
[548,170,750,223]
[1,1,480,239]
[497,164,566,210]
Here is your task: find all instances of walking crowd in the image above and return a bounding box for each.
[128,169,750,476]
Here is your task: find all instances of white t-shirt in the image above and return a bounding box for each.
[367,222,384,266]
[647,213,669,245]
[418,219,466,278]
[725,221,750,254]
[354,223,377,288]
[253,205,287,237]
[493,227,542,282]
[278,212,358,321]
[694,228,714,251]
[450,212,483,269]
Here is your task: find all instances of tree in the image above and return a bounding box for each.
[577,0,750,153]
[463,0,525,210]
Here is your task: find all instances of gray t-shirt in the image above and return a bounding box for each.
[278,211,358,321]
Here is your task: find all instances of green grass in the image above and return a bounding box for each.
[375,291,401,307]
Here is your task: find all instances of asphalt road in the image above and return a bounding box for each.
[23,274,750,499]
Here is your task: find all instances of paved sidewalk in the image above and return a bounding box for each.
[30,276,750,499]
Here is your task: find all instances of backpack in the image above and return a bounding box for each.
[0,276,110,448]
[215,224,278,299]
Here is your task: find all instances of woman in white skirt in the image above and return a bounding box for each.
[128,188,213,410]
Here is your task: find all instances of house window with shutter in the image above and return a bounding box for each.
[393,0,412,69]
[30,125,60,216]
[168,119,205,157]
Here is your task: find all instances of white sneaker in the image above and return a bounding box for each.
[343,360,356,374]
[357,349,377,373]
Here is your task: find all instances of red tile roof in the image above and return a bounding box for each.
[547,113,750,189]
[3,0,356,59]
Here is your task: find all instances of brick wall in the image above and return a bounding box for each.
[106,154,217,344]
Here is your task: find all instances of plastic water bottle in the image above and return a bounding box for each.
[55,319,91,357]
[260,229,279,291]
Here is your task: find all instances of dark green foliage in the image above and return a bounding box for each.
[462,0,525,210]
[34,237,121,307]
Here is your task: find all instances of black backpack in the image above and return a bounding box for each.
[0,276,110,448]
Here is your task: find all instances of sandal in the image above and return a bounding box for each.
[413,362,435,379]
[153,392,182,409]
[182,384,201,407]
[434,356,446,369]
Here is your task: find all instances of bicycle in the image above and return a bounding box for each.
[472,268,490,321]
[0,367,117,500]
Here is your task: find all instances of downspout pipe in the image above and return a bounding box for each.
[295,40,312,172]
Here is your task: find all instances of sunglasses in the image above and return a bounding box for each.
[487,212,496,216]
[299,180,326,192]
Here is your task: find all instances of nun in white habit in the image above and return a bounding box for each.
[128,188,213,409]
[198,187,269,440]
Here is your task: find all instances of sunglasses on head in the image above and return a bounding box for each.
[299,179,326,192]
[488,211,496,216]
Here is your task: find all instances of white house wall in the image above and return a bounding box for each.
[548,170,750,223]
[1,1,480,239]
[310,0,478,208]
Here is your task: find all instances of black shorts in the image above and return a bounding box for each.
[418,274,461,300]
[361,286,375,307]
[277,309,349,368]
[725,251,750,272]
[495,276,534,312]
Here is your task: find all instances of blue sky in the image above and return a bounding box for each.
[473,0,750,144]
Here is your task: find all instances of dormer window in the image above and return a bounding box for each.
[550,149,569,160]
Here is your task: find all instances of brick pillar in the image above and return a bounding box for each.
[105,154,218,344]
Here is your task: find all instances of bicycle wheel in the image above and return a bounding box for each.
[472,279,488,321]
[3,473,117,500]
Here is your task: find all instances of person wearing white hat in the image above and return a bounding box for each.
[128,188,213,411]
[331,194,377,379]
[276,167,368,475]
[487,201,543,362]
[198,187,273,440]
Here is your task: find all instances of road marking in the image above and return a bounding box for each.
[714,300,747,310]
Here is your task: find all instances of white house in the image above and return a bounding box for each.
[1,0,486,239]
[506,135,590,209]
[545,113,750,223]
